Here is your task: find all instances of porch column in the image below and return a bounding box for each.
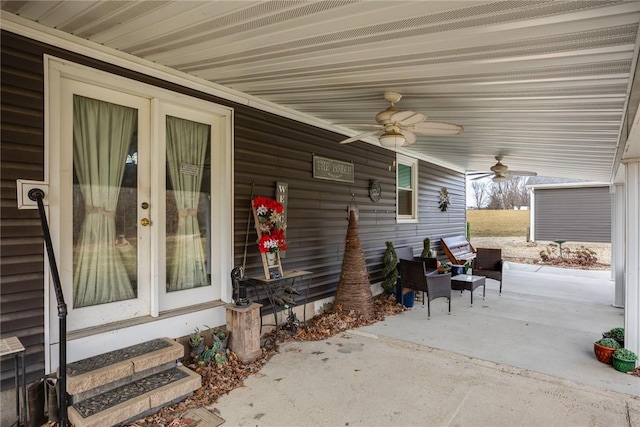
[529,188,535,241]
[611,183,625,308]
[624,159,640,358]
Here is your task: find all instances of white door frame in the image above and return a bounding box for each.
[44,56,234,372]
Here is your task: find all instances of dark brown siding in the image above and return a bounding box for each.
[0,30,466,390]
[1,31,47,390]
[534,186,611,243]
[233,111,465,301]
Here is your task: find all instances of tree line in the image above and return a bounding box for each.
[470,176,530,209]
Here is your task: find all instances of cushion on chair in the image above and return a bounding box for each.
[472,248,503,284]
[415,256,438,272]
[396,246,414,261]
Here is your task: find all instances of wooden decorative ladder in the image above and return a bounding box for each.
[252,201,285,279]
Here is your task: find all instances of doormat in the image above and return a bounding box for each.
[176,407,225,426]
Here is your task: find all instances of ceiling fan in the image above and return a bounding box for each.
[338,92,463,147]
[471,155,537,183]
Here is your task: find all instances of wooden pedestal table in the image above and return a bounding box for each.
[450,274,486,306]
[226,303,263,363]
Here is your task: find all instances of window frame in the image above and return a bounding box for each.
[396,153,419,223]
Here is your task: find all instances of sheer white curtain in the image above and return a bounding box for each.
[72,95,136,307]
[166,116,209,291]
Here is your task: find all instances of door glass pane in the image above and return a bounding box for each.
[72,95,138,308]
[165,116,212,292]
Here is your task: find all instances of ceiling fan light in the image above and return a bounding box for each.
[492,175,507,183]
[379,132,406,147]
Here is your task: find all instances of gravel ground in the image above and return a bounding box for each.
[468,236,611,269]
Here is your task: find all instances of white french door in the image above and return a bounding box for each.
[155,101,223,311]
[57,79,151,330]
[48,59,232,337]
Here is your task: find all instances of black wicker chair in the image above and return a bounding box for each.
[398,259,451,318]
[472,248,504,294]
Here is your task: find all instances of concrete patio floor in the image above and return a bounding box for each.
[213,263,640,426]
[361,262,634,396]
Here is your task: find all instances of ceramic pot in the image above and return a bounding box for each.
[612,354,636,373]
[593,342,616,365]
[266,252,277,266]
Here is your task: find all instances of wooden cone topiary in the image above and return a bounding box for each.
[335,210,374,319]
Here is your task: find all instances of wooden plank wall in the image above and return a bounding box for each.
[0,30,466,389]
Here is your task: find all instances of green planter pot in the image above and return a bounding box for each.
[612,355,636,373]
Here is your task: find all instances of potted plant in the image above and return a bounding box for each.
[603,327,624,347]
[612,348,637,373]
[420,237,433,258]
[593,337,621,364]
[254,196,287,266]
[382,241,399,294]
[189,327,205,361]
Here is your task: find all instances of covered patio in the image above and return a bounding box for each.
[210,262,638,426]
[362,263,635,396]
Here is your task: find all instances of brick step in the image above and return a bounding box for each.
[68,365,201,427]
[66,338,184,399]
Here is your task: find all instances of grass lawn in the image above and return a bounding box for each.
[467,209,529,237]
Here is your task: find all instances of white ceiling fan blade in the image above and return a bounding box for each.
[400,129,417,145]
[391,110,425,126]
[412,121,463,135]
[334,123,384,128]
[469,173,492,180]
[339,130,380,144]
[508,170,537,176]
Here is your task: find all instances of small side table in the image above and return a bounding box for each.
[1,336,27,427]
[451,274,486,306]
[247,270,313,335]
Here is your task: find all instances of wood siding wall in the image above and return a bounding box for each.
[534,186,611,243]
[0,31,466,390]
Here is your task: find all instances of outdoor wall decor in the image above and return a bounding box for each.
[313,154,354,183]
[252,196,287,279]
[439,187,450,211]
[368,179,381,202]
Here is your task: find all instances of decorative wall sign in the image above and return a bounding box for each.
[439,187,450,211]
[276,182,288,258]
[180,162,199,176]
[313,155,354,183]
[368,179,381,202]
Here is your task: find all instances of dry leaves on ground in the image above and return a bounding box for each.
[122,294,404,426]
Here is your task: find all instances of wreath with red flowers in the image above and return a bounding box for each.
[253,196,287,253]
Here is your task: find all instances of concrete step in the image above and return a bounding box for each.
[67,338,184,399]
[68,365,201,427]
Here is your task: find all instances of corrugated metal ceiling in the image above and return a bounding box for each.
[2,0,639,181]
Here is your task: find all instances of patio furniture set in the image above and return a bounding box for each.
[396,236,503,318]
